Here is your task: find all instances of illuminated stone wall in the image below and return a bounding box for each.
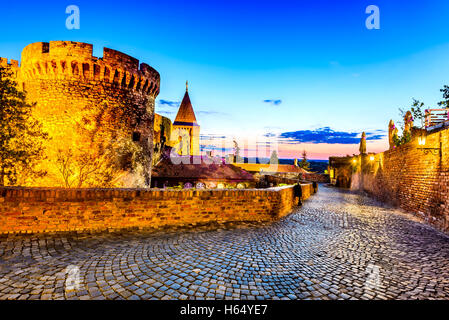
[1,41,160,187]
[0,183,316,234]
[303,173,330,183]
[351,128,449,232]
[153,113,174,165]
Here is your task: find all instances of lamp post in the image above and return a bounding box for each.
[417,132,441,156]
[367,154,382,174]
[368,155,381,164]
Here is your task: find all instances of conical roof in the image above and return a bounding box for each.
[173,83,199,126]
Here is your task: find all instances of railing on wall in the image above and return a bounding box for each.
[425,108,449,130]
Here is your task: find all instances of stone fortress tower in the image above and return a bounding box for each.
[172,81,200,156]
[0,41,160,187]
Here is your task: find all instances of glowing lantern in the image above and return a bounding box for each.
[418,135,426,146]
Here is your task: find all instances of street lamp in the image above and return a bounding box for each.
[417,132,441,156]
[418,135,426,146]
[368,155,382,169]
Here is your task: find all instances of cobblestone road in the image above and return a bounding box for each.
[1,185,448,300]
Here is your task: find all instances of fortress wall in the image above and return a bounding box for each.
[352,128,449,232]
[0,184,316,234]
[1,41,161,188]
[0,57,20,78]
[304,173,330,183]
[19,41,160,95]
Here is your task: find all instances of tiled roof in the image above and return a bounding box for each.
[152,156,255,181]
[173,90,198,125]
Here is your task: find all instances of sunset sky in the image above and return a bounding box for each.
[2,0,449,159]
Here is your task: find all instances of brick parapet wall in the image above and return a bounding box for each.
[0,184,316,234]
[304,173,330,183]
[352,128,449,232]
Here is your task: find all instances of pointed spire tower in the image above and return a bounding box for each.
[172,81,200,155]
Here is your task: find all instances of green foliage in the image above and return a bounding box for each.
[395,99,425,147]
[167,183,183,189]
[277,183,289,187]
[69,93,153,188]
[393,130,411,147]
[398,99,425,130]
[410,99,426,129]
[0,67,48,186]
[298,150,310,171]
[438,85,449,108]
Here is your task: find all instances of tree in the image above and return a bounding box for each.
[0,67,48,186]
[299,150,310,171]
[410,99,426,129]
[270,150,279,165]
[398,99,426,130]
[233,139,242,163]
[438,85,449,108]
[395,98,426,147]
[53,95,152,188]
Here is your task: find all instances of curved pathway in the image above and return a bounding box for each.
[0,185,448,300]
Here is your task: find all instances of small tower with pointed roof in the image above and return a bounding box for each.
[172,81,200,156]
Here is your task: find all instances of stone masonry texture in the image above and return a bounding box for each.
[0,185,448,300]
[0,41,160,188]
[0,184,315,234]
[351,127,449,232]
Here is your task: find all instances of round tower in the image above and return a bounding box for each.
[15,41,161,187]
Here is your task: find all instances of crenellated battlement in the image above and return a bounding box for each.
[0,57,20,78]
[1,41,160,188]
[18,41,160,97]
[0,57,19,68]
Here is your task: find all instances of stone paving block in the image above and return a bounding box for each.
[0,187,448,301]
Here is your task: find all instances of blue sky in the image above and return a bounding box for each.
[2,0,449,159]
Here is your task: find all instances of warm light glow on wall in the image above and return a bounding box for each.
[418,136,426,146]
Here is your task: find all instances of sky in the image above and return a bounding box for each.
[2,0,449,159]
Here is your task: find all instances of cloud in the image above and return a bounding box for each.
[158,99,180,108]
[200,144,234,153]
[330,61,341,67]
[200,134,228,140]
[263,133,277,138]
[276,127,386,145]
[157,110,174,115]
[197,110,230,117]
[264,126,282,130]
[263,99,282,106]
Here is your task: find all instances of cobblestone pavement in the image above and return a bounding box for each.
[1,185,448,300]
